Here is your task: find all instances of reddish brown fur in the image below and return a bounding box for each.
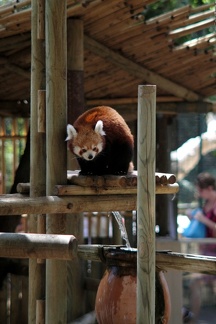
[68,106,134,175]
[73,106,133,147]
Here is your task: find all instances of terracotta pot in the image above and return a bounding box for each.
[95,247,171,324]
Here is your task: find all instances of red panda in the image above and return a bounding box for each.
[66,106,134,175]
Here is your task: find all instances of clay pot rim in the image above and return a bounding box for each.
[103,246,137,267]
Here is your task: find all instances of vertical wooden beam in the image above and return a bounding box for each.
[156,116,169,236]
[67,18,85,125]
[137,85,156,323]
[45,1,67,323]
[67,18,85,321]
[29,0,46,323]
[67,18,84,172]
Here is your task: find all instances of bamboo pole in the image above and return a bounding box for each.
[0,233,77,259]
[45,1,67,323]
[29,0,46,323]
[137,85,156,323]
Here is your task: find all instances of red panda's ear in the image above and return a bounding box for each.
[95,120,106,136]
[65,124,77,141]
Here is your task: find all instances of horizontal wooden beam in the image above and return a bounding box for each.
[84,34,201,101]
[16,171,178,196]
[156,251,216,274]
[0,193,137,215]
[0,232,77,259]
[77,245,216,275]
[17,183,179,196]
[0,236,215,274]
[54,183,179,196]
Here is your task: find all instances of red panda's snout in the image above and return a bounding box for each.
[74,143,103,161]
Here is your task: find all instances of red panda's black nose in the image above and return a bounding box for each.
[88,154,94,160]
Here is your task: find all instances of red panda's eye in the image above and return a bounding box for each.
[93,147,97,152]
[81,149,87,153]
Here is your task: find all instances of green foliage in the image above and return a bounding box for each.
[0,0,11,5]
[144,0,215,19]
[1,118,27,193]
[143,0,215,46]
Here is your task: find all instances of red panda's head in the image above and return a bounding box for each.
[66,120,106,161]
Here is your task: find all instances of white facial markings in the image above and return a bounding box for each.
[73,142,103,161]
[73,146,81,156]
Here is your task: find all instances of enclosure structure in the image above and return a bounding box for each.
[0,0,216,323]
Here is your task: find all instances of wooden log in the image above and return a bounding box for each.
[17,182,30,194]
[45,1,67,323]
[155,172,176,184]
[68,171,176,187]
[16,182,179,195]
[54,183,179,195]
[0,194,137,214]
[137,85,156,323]
[0,233,77,259]
[30,1,46,323]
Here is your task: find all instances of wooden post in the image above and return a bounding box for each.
[29,0,46,323]
[45,1,67,323]
[67,18,85,125]
[137,85,156,323]
[67,18,85,321]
